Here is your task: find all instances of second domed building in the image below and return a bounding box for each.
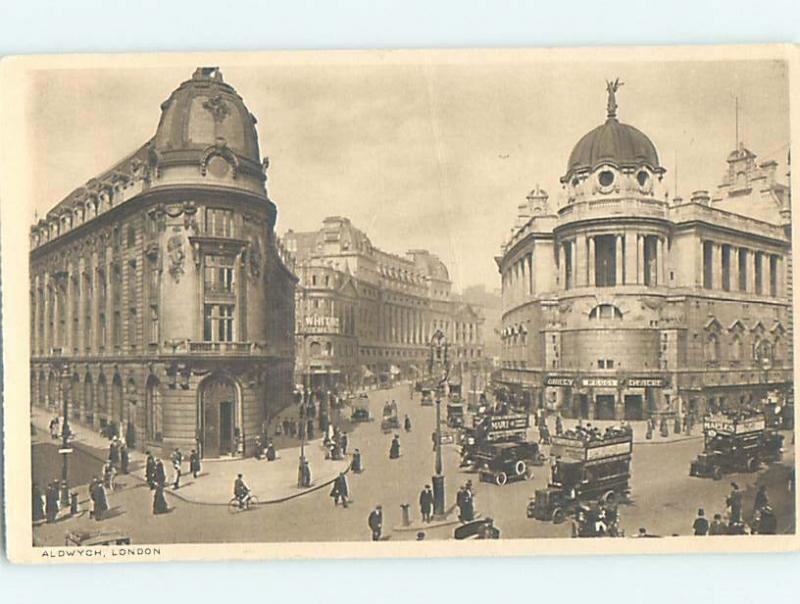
[497,81,791,422]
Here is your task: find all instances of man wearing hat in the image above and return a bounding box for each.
[693,508,709,535]
[419,484,434,522]
[368,505,383,541]
[726,483,743,524]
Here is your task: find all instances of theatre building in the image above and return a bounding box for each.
[497,84,792,421]
[29,67,297,458]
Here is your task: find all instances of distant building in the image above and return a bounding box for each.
[496,83,791,420]
[29,67,297,458]
[284,217,485,391]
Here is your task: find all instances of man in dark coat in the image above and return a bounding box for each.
[709,513,725,535]
[301,459,311,487]
[108,439,121,470]
[693,508,709,535]
[120,442,130,474]
[389,435,401,459]
[265,441,276,461]
[368,505,383,541]
[462,483,475,522]
[727,483,743,524]
[419,485,434,522]
[189,449,201,478]
[351,449,363,473]
[340,432,349,456]
[32,483,46,523]
[456,486,467,522]
[754,486,769,514]
[45,482,59,523]
[145,452,156,489]
[336,472,349,507]
[404,415,412,432]
[756,505,777,534]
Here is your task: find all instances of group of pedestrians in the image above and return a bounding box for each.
[32,480,65,524]
[456,481,476,522]
[145,448,199,515]
[692,483,777,535]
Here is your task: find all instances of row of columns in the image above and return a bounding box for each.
[702,241,782,297]
[32,247,125,357]
[560,232,668,289]
[376,303,480,347]
[502,252,533,308]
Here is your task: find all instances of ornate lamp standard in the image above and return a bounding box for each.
[428,329,449,517]
[52,354,72,506]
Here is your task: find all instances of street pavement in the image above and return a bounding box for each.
[32,381,796,545]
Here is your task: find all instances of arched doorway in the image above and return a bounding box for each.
[97,374,108,427]
[145,375,163,443]
[199,375,239,458]
[84,373,95,427]
[112,374,124,425]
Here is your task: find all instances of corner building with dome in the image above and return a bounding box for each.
[496,83,792,421]
[29,68,297,458]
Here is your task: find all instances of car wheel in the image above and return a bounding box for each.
[602,490,617,505]
[514,460,527,476]
[552,507,565,524]
[495,472,508,486]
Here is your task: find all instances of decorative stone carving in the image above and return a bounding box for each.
[200,140,239,178]
[166,234,185,282]
[144,241,160,262]
[202,95,231,123]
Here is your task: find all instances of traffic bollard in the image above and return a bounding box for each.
[400,503,411,527]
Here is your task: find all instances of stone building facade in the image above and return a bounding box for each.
[497,84,792,420]
[30,67,297,458]
[284,217,485,390]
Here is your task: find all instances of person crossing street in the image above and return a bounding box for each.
[419,484,434,522]
[368,505,383,541]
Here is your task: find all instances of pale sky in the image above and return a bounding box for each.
[26,57,789,292]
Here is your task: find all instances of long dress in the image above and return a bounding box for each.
[94,483,109,520]
[153,485,169,514]
[389,438,400,459]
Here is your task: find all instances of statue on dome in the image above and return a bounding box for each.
[606,78,624,119]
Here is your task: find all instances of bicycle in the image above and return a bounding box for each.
[228,493,259,514]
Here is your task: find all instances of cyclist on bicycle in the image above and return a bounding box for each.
[233,473,251,508]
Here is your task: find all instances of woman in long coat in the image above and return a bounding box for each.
[155,459,167,488]
[389,435,401,459]
[145,452,156,489]
[45,482,59,523]
[93,480,109,521]
[153,484,169,514]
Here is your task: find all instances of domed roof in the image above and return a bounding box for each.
[563,80,661,181]
[154,67,261,164]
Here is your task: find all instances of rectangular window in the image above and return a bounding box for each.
[703,241,713,289]
[721,245,731,292]
[738,248,748,292]
[595,235,617,287]
[203,255,235,294]
[597,359,605,369]
[205,208,234,238]
[563,242,573,289]
[755,252,764,295]
[204,304,235,342]
[769,255,779,297]
[113,311,122,349]
[606,359,614,369]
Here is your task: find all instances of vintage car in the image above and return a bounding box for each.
[421,388,434,407]
[381,401,400,432]
[453,518,500,540]
[528,430,633,523]
[446,403,465,428]
[689,412,783,479]
[474,441,545,486]
[65,530,131,547]
[349,394,372,422]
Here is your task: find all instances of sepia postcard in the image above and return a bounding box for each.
[2,45,799,564]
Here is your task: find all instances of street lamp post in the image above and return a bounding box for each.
[56,362,72,506]
[298,333,309,488]
[429,329,449,518]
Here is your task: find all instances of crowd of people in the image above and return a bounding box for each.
[691,483,778,535]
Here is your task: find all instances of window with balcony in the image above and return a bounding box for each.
[205,207,234,238]
[204,255,235,294]
[204,304,234,342]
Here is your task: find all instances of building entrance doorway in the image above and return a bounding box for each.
[624,394,644,420]
[200,376,238,458]
[574,394,589,418]
[595,395,616,420]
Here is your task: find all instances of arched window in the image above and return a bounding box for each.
[589,304,623,320]
[325,342,333,356]
[309,341,322,357]
[706,333,720,363]
[731,334,743,363]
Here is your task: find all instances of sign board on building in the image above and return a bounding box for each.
[626,377,666,388]
[545,376,575,387]
[304,314,340,334]
[581,377,619,388]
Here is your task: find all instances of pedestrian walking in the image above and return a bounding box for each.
[171,448,183,489]
[659,417,669,438]
[419,484,434,522]
[645,421,654,440]
[155,458,167,488]
[727,483,743,524]
[539,420,551,445]
[120,442,129,474]
[108,438,121,470]
[189,449,201,478]
[45,481,59,523]
[404,415,412,432]
[709,513,725,535]
[32,483,45,523]
[145,452,157,489]
[456,486,467,522]
[88,477,99,519]
[463,482,475,522]
[368,505,383,541]
[153,484,169,515]
[340,432,349,456]
[693,508,709,535]
[351,448,363,473]
[265,441,276,461]
[754,485,769,515]
[389,434,401,459]
[49,417,60,439]
[93,479,109,521]
[301,458,312,487]
[103,462,116,491]
[336,472,349,507]
[282,418,290,436]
